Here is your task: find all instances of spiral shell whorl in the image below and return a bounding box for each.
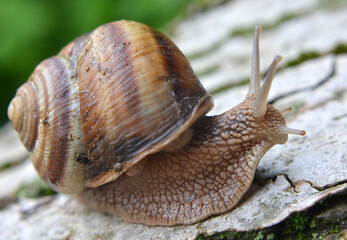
[8,56,86,194]
[8,81,39,151]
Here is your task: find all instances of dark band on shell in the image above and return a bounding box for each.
[8,20,213,191]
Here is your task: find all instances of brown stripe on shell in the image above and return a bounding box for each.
[44,57,73,186]
[35,56,87,194]
[76,41,102,158]
[8,20,214,192]
[79,21,213,188]
[26,57,73,190]
[150,29,211,118]
[118,22,182,153]
[29,66,51,173]
[21,55,87,193]
[103,22,144,157]
[21,82,39,151]
[85,21,175,184]
[9,33,87,193]
[76,30,109,165]
[77,22,145,183]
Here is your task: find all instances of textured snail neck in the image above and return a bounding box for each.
[76,100,284,226]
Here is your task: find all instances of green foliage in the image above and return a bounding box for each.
[283,213,310,239]
[265,234,275,240]
[196,231,241,240]
[309,219,317,229]
[253,232,264,240]
[197,231,276,240]
[0,0,190,125]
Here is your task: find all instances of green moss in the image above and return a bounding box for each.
[196,231,253,240]
[196,190,346,240]
[266,234,275,240]
[188,13,298,60]
[230,14,297,38]
[0,157,27,171]
[285,43,347,69]
[283,213,310,239]
[318,0,347,9]
[196,64,220,77]
[330,224,340,234]
[0,162,13,171]
[285,51,322,68]
[195,43,347,92]
[16,178,56,199]
[332,43,347,54]
[187,39,225,60]
[196,231,277,240]
[211,78,250,94]
[254,232,264,240]
[229,28,254,38]
[284,44,347,69]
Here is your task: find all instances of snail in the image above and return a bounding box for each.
[8,20,305,226]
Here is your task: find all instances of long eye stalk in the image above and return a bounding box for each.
[251,55,282,117]
[279,126,306,136]
[249,26,262,96]
[248,26,306,136]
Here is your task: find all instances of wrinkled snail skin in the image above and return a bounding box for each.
[76,103,288,226]
[8,21,306,226]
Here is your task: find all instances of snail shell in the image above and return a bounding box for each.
[8,21,306,226]
[8,21,213,193]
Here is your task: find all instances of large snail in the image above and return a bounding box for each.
[8,21,305,226]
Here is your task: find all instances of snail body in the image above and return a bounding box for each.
[8,21,305,226]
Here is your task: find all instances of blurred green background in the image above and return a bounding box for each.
[0,0,203,125]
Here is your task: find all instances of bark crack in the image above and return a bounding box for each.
[272,173,347,193]
[282,174,296,190]
[303,179,347,192]
[269,58,337,105]
[333,113,347,121]
[19,196,55,219]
